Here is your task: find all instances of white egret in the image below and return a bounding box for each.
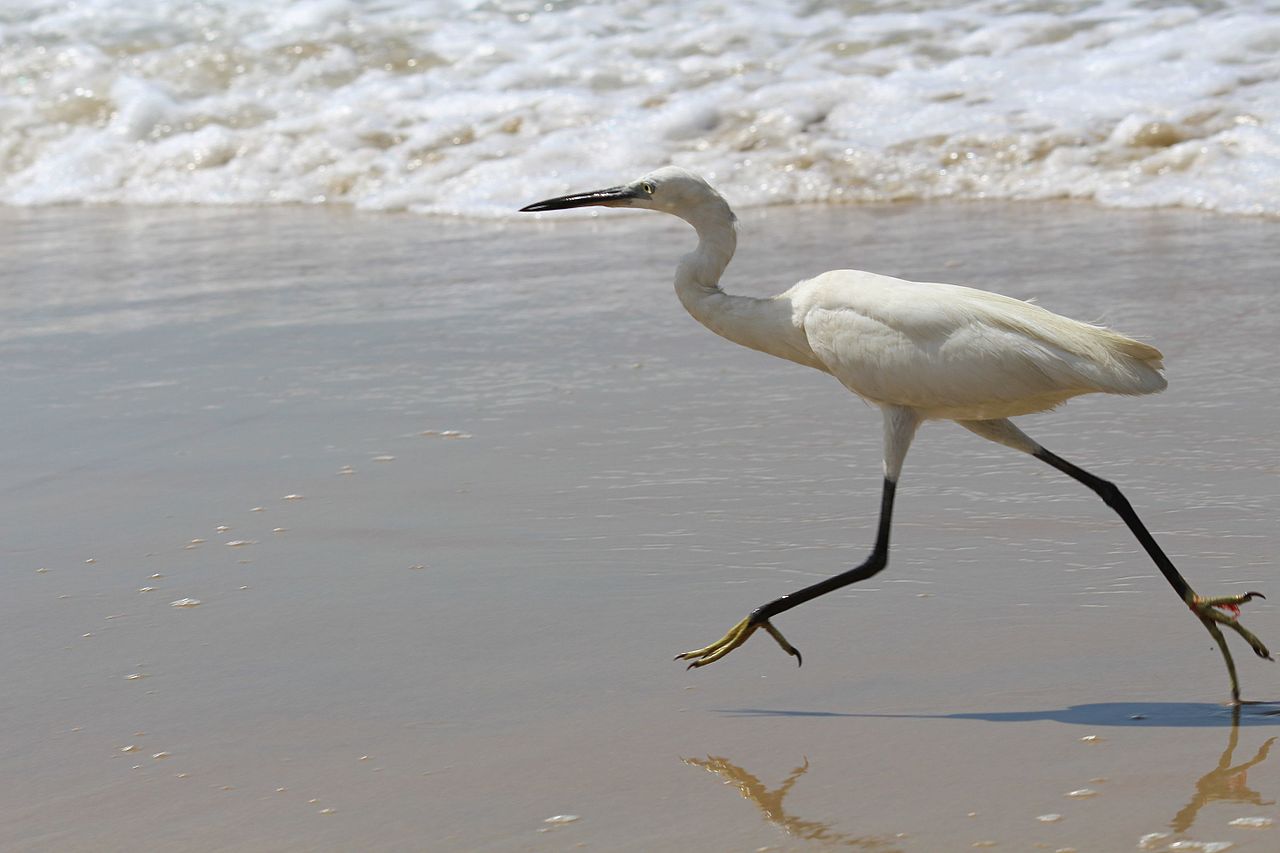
[521,167,1270,703]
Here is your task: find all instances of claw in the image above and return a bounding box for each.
[762,621,803,667]
[1190,591,1273,703]
[1194,591,1267,620]
[676,616,802,669]
[675,616,753,668]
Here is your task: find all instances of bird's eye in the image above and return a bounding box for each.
[641,181,656,195]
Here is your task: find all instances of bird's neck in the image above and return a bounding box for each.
[673,204,823,370]
[673,200,738,297]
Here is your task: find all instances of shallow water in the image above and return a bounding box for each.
[1,201,1278,850]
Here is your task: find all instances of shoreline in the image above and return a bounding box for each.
[2,199,1277,851]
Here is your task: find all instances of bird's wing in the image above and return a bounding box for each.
[793,270,1166,420]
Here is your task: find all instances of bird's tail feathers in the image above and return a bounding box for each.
[1105,333,1164,369]
[997,308,1167,397]
[1074,327,1167,395]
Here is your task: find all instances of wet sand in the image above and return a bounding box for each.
[2,200,1278,851]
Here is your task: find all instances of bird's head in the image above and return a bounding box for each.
[520,167,731,220]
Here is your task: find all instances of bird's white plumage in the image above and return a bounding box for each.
[784,270,1166,420]
[610,167,1166,424]
[521,167,1271,700]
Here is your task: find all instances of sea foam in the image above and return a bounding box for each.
[2,0,1279,216]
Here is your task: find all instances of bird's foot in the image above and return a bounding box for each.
[1189,591,1272,706]
[1191,592,1272,661]
[675,615,802,669]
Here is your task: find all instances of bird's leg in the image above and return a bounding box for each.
[675,477,896,669]
[1033,447,1272,704]
[677,407,918,671]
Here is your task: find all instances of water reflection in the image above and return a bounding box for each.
[694,705,1280,849]
[1170,706,1276,834]
[682,754,903,851]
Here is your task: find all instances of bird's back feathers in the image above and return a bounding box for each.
[788,270,1166,420]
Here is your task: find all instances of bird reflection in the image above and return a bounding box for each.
[682,755,902,850]
[1171,705,1276,834]
[685,715,1278,849]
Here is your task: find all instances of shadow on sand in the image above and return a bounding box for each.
[715,701,1280,727]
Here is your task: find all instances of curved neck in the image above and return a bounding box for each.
[671,203,823,371]
[674,202,738,298]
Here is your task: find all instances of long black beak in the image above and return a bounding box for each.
[520,186,640,212]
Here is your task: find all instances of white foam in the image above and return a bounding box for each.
[3,0,1280,216]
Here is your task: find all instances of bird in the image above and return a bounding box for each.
[520,166,1271,704]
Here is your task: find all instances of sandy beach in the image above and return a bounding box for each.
[2,200,1279,851]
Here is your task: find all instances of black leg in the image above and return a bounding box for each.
[752,476,898,621]
[1032,446,1270,703]
[1032,447,1194,602]
[676,477,899,669]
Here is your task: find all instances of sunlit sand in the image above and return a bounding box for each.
[2,202,1277,851]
